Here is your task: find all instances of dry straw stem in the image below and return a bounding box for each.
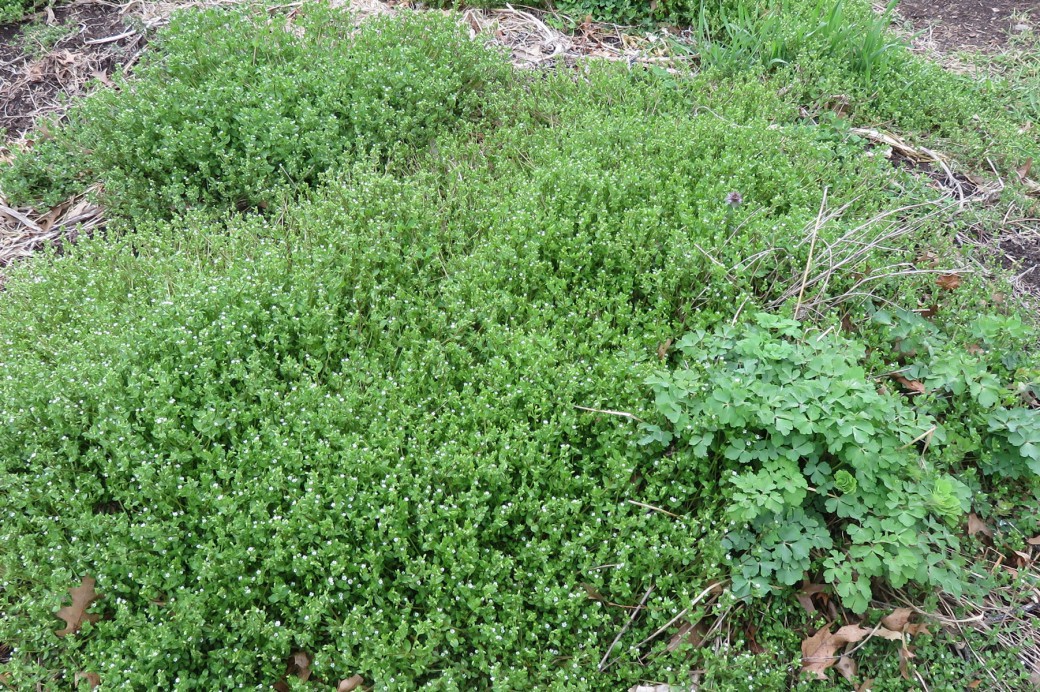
[868,545,1040,692]
[954,210,1040,308]
[794,186,829,319]
[460,3,691,71]
[600,585,655,672]
[849,127,1012,205]
[0,185,104,278]
[760,198,966,313]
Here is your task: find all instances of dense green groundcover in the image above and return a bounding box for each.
[1,3,1039,689]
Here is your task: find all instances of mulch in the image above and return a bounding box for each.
[896,0,1036,52]
[0,1,144,143]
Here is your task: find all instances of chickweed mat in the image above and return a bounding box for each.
[1,2,1039,689]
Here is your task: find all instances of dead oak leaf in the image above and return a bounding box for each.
[968,513,993,539]
[891,374,925,395]
[872,627,905,641]
[881,608,913,631]
[289,651,311,681]
[795,582,827,615]
[835,655,857,682]
[746,624,766,655]
[935,274,962,291]
[667,618,708,652]
[581,582,607,603]
[898,645,915,680]
[801,623,870,679]
[55,576,100,637]
[1017,158,1034,181]
[74,671,100,689]
[274,651,312,691]
[657,337,673,362]
[338,675,365,692]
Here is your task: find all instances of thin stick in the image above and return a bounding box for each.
[627,500,678,518]
[731,295,750,325]
[897,425,936,451]
[795,187,828,319]
[599,585,654,672]
[635,580,725,649]
[0,203,43,232]
[84,30,136,45]
[574,405,643,423]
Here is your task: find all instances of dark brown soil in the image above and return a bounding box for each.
[897,0,1036,52]
[999,222,1040,293]
[0,2,144,143]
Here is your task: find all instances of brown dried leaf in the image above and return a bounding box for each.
[800,623,834,679]
[657,337,673,362]
[881,608,913,631]
[35,203,68,233]
[898,645,914,680]
[967,680,981,689]
[891,374,925,395]
[916,250,938,266]
[1028,535,1040,546]
[581,583,606,603]
[1017,158,1034,181]
[667,619,707,652]
[873,627,905,641]
[92,71,116,89]
[801,623,871,679]
[796,582,826,615]
[288,651,311,682]
[835,655,857,682]
[906,623,930,637]
[74,672,100,689]
[55,576,100,637]
[966,343,984,355]
[338,675,365,692]
[796,592,817,615]
[936,274,962,291]
[968,513,993,539]
[746,624,766,655]
[832,625,870,644]
[856,678,875,692]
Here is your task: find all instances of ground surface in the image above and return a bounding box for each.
[0,2,1039,689]
[897,0,1035,52]
[0,2,141,143]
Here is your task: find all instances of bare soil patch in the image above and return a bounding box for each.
[997,219,1040,294]
[896,0,1035,52]
[0,1,144,143]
